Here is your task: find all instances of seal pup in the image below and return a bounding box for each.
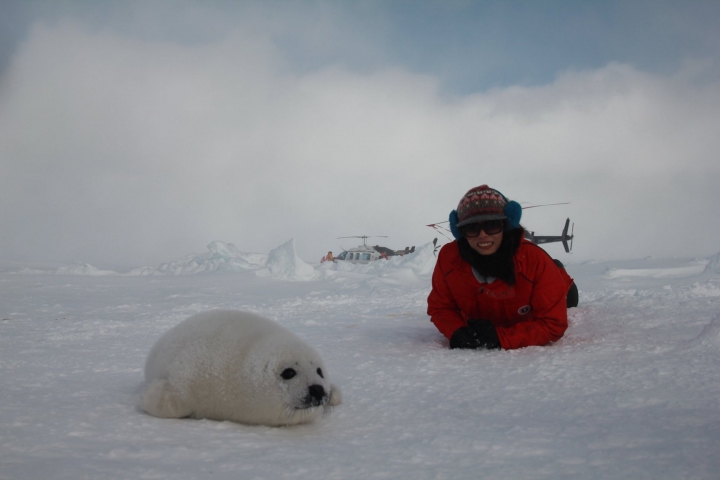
[142,310,341,426]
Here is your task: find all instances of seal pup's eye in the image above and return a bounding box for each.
[316,368,324,378]
[280,368,297,380]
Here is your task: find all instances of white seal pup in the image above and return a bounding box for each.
[142,310,341,426]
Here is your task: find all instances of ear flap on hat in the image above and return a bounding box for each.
[449,210,462,240]
[504,200,522,229]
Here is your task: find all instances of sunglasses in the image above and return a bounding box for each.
[459,220,505,237]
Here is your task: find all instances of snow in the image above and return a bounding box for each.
[14,240,275,277]
[131,241,268,276]
[705,251,720,274]
[604,260,708,279]
[54,263,118,276]
[1,249,719,479]
[256,238,318,281]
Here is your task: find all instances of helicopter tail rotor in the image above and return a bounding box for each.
[561,218,574,253]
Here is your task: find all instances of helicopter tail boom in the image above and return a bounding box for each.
[524,218,574,253]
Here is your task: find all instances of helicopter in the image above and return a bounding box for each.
[334,236,416,264]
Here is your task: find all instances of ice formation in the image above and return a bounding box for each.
[256,238,318,281]
[694,311,720,348]
[132,241,268,276]
[55,264,116,276]
[704,251,720,274]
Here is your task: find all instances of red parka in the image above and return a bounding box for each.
[427,237,573,350]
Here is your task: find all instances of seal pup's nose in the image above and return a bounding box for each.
[308,384,326,404]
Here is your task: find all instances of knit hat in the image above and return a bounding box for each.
[449,185,522,239]
[456,185,508,226]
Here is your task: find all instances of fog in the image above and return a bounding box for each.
[1,2,719,267]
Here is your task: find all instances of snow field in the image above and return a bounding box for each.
[1,253,719,479]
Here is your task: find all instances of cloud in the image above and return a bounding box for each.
[1,21,719,266]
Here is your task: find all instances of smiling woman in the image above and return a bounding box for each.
[428,185,577,350]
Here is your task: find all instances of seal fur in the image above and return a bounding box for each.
[142,310,341,426]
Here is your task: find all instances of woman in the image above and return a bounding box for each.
[427,185,576,350]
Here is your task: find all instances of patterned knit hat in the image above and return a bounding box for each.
[449,185,522,239]
[456,185,508,226]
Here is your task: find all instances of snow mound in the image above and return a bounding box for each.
[605,264,707,279]
[693,311,720,348]
[689,281,720,297]
[141,241,268,275]
[376,267,421,285]
[256,238,318,281]
[388,242,438,275]
[125,266,156,276]
[55,264,117,276]
[704,252,720,274]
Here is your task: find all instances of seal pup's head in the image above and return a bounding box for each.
[258,338,341,426]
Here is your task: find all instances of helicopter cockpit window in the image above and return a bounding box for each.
[361,253,371,261]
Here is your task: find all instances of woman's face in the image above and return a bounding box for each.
[466,227,504,255]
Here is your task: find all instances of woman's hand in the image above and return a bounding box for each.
[449,320,501,349]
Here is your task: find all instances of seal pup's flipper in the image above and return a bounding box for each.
[142,379,193,419]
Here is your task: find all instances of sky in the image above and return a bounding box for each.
[1,0,720,267]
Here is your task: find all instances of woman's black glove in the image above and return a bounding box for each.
[449,319,501,350]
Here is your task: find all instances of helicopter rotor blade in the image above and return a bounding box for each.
[338,235,389,247]
[521,202,570,210]
[337,236,389,239]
